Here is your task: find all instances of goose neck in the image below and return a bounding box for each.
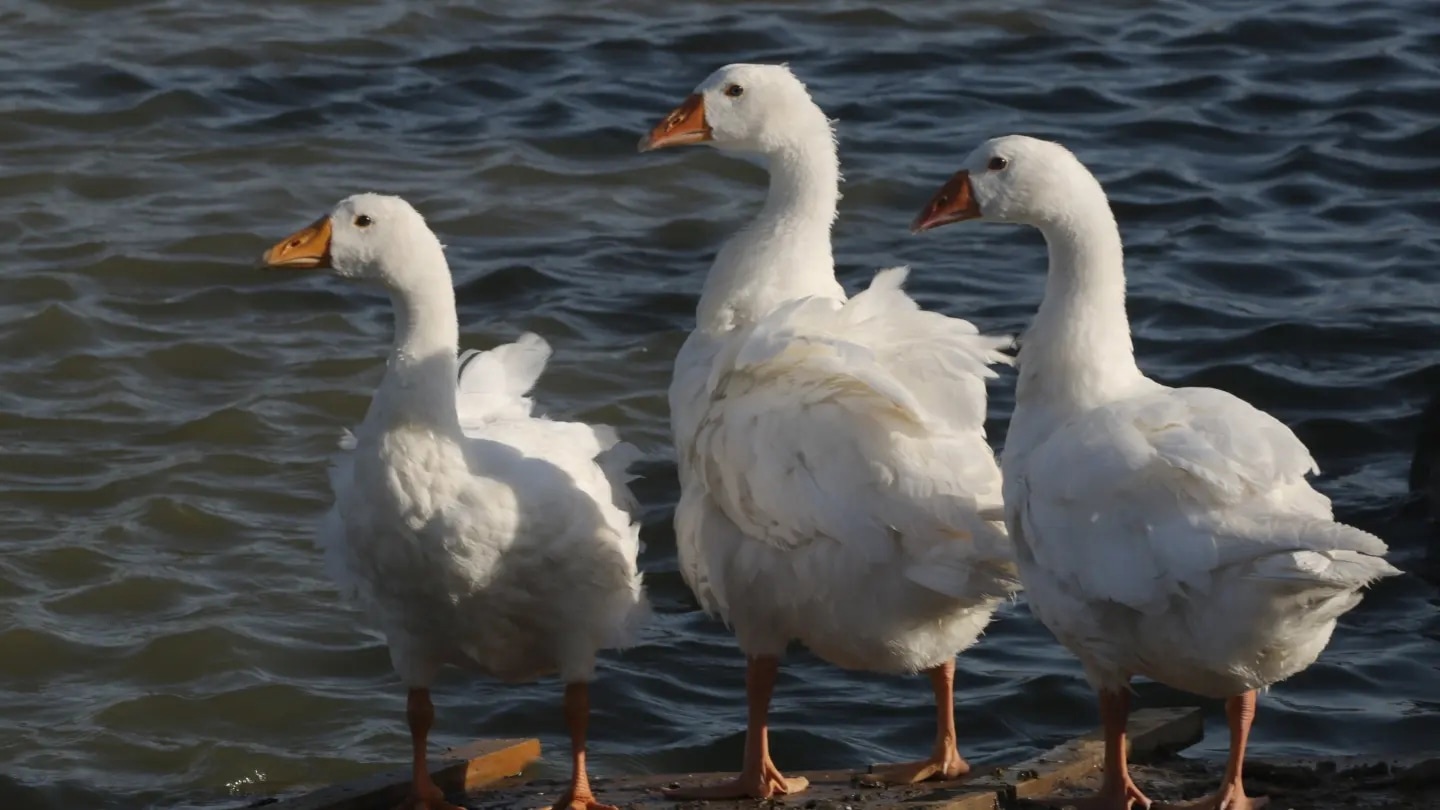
[374,262,461,432]
[695,135,843,332]
[1015,204,1142,412]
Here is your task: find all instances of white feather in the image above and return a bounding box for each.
[674,267,1018,673]
[311,194,647,689]
[972,135,1400,698]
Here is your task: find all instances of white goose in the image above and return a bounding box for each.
[639,64,1018,800]
[914,136,1400,810]
[261,194,647,810]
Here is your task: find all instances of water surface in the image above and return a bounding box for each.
[0,2,1437,808]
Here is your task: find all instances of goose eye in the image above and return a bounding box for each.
[987,156,1009,171]
[724,84,744,98]
[354,215,374,228]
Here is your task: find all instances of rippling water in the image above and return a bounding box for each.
[1,1,1438,808]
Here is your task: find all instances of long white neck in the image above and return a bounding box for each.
[371,247,461,433]
[695,134,844,332]
[1014,194,1144,414]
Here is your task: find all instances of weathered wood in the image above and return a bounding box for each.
[1242,753,1440,791]
[978,707,1204,803]
[267,707,1204,809]
[264,738,539,810]
[467,768,1001,809]
[463,707,1203,809]
[1012,752,1440,810]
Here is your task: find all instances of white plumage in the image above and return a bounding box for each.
[323,329,646,688]
[642,63,1017,799]
[262,193,644,810]
[1009,384,1392,698]
[672,267,1017,672]
[915,134,1399,810]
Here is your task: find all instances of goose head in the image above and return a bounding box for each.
[639,63,833,156]
[260,193,445,289]
[911,135,1106,232]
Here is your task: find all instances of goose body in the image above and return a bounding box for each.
[642,64,1017,799]
[915,135,1399,810]
[670,267,1015,673]
[263,195,645,810]
[324,331,644,688]
[1002,383,1385,698]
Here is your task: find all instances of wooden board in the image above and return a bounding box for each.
[260,738,540,810]
[973,707,1204,803]
[467,768,998,810]
[1012,751,1440,810]
[461,707,1203,809]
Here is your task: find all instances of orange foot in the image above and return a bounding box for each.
[394,780,464,810]
[1154,785,1268,810]
[859,752,971,786]
[550,787,619,810]
[663,759,809,800]
[1030,777,1152,810]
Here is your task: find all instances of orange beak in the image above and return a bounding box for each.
[261,216,333,269]
[911,170,982,233]
[638,94,712,152]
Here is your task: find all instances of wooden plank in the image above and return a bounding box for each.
[977,707,1204,803]
[468,768,1000,809]
[263,738,540,810]
[265,707,1204,809]
[466,708,1201,809]
[1243,753,1440,790]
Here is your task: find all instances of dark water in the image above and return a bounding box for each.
[0,1,1437,808]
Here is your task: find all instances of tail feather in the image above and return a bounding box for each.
[902,520,1022,601]
[457,333,552,425]
[1247,548,1400,590]
[905,555,1021,601]
[596,437,644,515]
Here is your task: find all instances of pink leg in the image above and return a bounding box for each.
[550,682,617,810]
[663,656,809,799]
[1155,691,1267,810]
[860,658,971,785]
[395,688,464,810]
[1037,688,1152,809]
